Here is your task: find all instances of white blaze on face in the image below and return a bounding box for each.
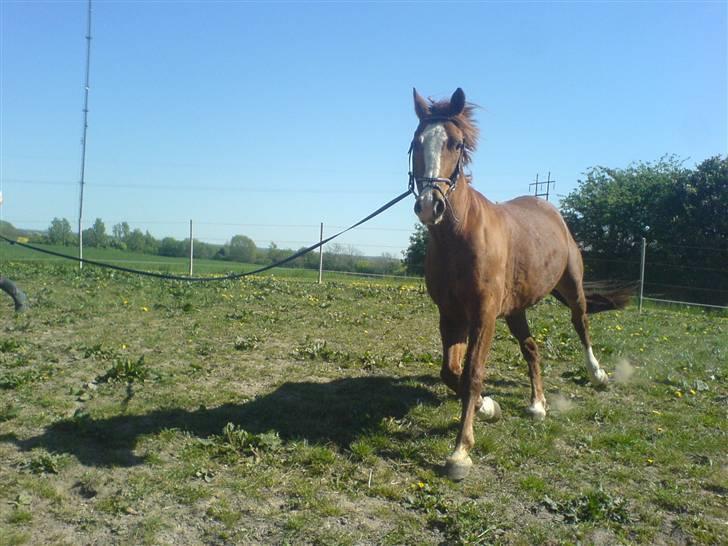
[420,123,448,181]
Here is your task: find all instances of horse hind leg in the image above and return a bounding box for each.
[554,270,609,388]
[506,312,547,420]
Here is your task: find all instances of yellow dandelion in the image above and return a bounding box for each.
[689,389,696,395]
[123,300,128,305]
[647,458,654,465]
[615,325,623,331]
[657,427,664,433]
[674,390,683,398]
[417,482,426,489]
[142,306,149,312]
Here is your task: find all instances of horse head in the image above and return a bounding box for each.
[410,87,478,226]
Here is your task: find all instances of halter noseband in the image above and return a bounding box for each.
[408,117,466,200]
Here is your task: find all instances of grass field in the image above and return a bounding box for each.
[0,258,725,545]
[0,242,410,284]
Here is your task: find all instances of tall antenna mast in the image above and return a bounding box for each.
[78,0,92,269]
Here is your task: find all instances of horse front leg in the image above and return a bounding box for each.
[445,310,498,481]
[439,314,467,394]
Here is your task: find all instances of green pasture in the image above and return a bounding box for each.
[0,242,405,284]
[0,260,725,545]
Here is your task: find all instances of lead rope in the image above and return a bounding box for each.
[0,189,414,282]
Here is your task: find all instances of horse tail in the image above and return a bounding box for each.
[551,281,636,314]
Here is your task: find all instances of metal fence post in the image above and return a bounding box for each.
[639,237,646,313]
[189,220,194,276]
[318,222,324,284]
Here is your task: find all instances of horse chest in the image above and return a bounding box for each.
[426,246,501,312]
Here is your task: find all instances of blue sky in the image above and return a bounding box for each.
[1,1,726,257]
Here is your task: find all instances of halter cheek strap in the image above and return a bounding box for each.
[408,140,465,199]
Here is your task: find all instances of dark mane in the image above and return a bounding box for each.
[424,100,479,164]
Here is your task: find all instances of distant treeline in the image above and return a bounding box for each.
[0,218,405,276]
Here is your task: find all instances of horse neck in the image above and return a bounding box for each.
[429,176,490,242]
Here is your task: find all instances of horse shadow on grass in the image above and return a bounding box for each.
[1,374,444,468]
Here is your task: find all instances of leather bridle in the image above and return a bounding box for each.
[408,117,465,200]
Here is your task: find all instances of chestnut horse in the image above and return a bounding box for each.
[410,88,632,480]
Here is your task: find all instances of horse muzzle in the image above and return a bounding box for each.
[414,190,446,225]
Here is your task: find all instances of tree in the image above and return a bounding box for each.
[379,252,403,275]
[83,218,108,247]
[228,235,257,263]
[159,237,185,257]
[0,220,22,239]
[402,223,428,275]
[267,242,290,265]
[194,241,220,260]
[324,243,362,271]
[560,155,727,305]
[47,217,74,245]
[560,156,689,258]
[126,229,146,252]
[112,222,131,242]
[143,230,159,254]
[681,156,728,249]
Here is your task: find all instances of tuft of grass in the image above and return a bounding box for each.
[6,509,33,525]
[0,530,31,545]
[0,339,22,353]
[217,422,282,461]
[25,452,67,475]
[233,334,261,351]
[291,338,349,363]
[519,475,548,498]
[206,500,241,528]
[96,355,150,383]
[542,487,632,524]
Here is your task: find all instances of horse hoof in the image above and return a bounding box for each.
[589,369,609,388]
[445,454,473,481]
[478,397,502,422]
[525,402,546,420]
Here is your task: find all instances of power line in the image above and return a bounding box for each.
[0,178,397,195]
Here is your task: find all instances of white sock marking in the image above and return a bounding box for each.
[585,346,608,385]
[527,400,547,419]
[479,396,496,418]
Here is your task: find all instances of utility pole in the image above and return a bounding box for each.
[77,0,92,269]
[529,172,555,200]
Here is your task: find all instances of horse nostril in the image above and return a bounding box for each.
[433,199,445,218]
[414,201,422,215]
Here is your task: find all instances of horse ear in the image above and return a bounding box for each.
[413,88,430,120]
[449,88,466,116]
